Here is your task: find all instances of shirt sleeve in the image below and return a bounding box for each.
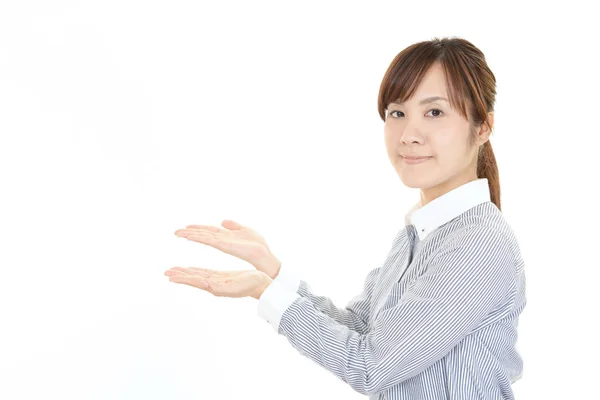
[257,226,515,397]
[267,264,381,335]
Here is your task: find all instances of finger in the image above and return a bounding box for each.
[182,225,222,233]
[167,267,195,275]
[164,268,190,276]
[167,269,231,284]
[175,229,217,239]
[221,220,244,231]
[188,267,220,274]
[179,231,218,245]
[176,231,236,258]
[187,267,227,277]
[164,267,212,278]
[166,267,225,279]
[186,233,228,252]
[189,267,247,277]
[180,229,231,243]
[164,270,197,281]
[168,274,211,290]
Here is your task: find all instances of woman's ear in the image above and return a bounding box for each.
[486,111,494,132]
[477,111,494,145]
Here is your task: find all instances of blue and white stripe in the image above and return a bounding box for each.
[257,178,526,399]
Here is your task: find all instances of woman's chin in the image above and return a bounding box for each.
[398,175,433,189]
[401,180,425,189]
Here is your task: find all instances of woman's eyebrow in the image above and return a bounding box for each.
[390,96,449,106]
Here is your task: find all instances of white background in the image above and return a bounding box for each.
[0,1,598,399]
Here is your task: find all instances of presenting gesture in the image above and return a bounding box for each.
[165,219,281,299]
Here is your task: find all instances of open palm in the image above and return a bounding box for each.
[165,266,269,299]
[174,219,278,274]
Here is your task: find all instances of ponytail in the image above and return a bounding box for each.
[477,140,501,211]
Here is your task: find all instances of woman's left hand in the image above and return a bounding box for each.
[164,266,272,300]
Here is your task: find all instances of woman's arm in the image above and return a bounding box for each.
[257,225,515,397]
[272,264,381,335]
[268,228,406,334]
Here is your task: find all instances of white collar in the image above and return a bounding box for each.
[404,178,491,241]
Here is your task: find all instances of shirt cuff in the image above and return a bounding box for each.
[273,263,302,292]
[257,278,301,333]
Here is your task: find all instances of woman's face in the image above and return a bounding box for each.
[383,62,491,205]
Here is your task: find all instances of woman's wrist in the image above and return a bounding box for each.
[254,251,281,280]
[252,272,273,300]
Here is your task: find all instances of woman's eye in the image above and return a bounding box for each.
[426,108,443,117]
[389,109,444,118]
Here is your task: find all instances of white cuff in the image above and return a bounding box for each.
[257,278,301,332]
[273,263,302,292]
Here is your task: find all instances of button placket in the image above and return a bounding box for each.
[371,227,414,322]
[398,224,417,282]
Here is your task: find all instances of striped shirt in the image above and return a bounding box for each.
[257,178,526,399]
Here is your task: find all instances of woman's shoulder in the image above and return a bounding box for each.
[445,202,522,261]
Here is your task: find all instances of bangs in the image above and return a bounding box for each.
[377,43,476,123]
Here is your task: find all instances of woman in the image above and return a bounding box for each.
[165,37,527,400]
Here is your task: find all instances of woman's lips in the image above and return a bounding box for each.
[401,156,432,165]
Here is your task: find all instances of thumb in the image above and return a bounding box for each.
[222,219,244,230]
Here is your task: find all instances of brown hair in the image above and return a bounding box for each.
[377,37,501,211]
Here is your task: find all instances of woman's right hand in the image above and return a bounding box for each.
[174,219,281,279]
